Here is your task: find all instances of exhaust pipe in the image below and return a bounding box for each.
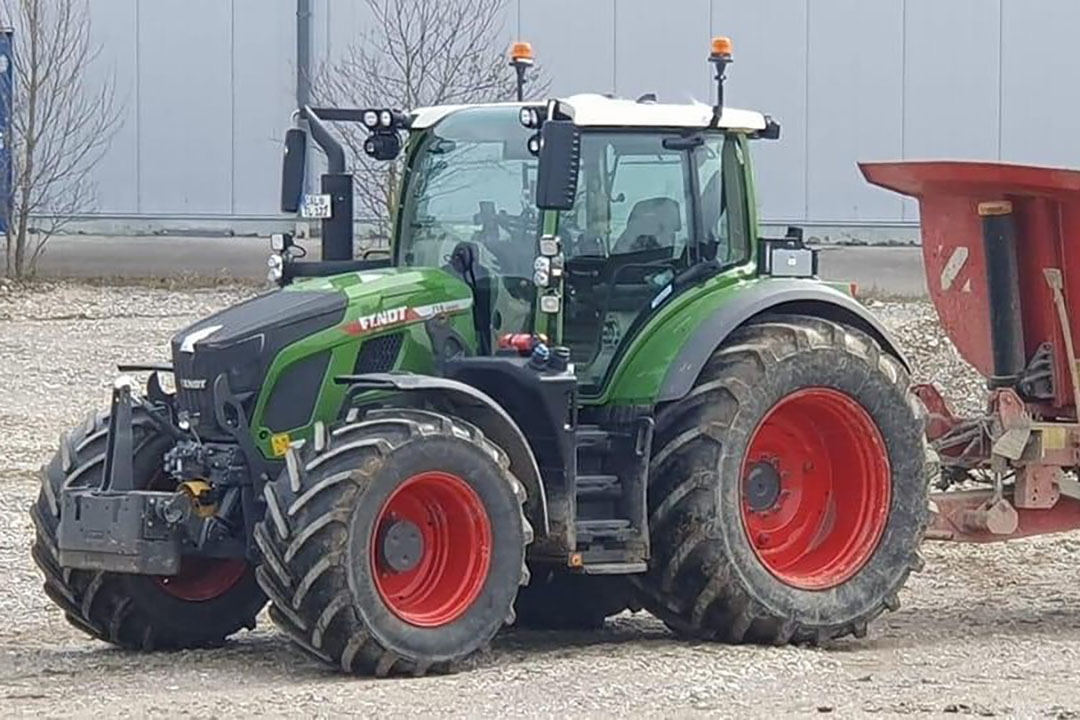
[300,107,354,262]
[978,200,1025,387]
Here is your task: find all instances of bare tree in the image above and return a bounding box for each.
[1,0,123,279]
[313,0,547,240]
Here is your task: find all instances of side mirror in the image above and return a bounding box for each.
[280,127,308,213]
[535,120,581,211]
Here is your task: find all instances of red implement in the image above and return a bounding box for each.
[861,160,1080,415]
[862,160,1080,543]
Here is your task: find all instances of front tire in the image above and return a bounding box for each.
[636,316,928,644]
[254,409,531,676]
[30,410,266,650]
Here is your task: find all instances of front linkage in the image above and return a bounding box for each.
[56,369,261,578]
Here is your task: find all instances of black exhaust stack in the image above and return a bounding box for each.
[978,200,1025,387]
[303,107,354,262]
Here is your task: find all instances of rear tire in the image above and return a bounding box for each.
[30,410,266,650]
[636,316,927,644]
[254,409,531,676]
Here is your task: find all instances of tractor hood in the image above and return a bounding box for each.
[169,267,474,437]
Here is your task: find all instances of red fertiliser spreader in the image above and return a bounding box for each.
[862,160,1080,542]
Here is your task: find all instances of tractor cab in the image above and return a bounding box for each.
[273,41,790,395]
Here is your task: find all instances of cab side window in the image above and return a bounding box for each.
[563,133,694,263]
[696,135,750,265]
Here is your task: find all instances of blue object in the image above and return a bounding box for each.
[0,29,13,234]
[529,342,550,370]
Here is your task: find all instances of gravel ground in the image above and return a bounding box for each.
[3,282,1080,718]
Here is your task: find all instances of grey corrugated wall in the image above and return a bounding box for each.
[79,0,1080,231]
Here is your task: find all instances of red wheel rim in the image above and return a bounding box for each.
[740,388,891,590]
[371,471,492,627]
[154,558,248,602]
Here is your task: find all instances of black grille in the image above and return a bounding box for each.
[263,350,332,432]
[354,333,403,374]
[173,352,219,432]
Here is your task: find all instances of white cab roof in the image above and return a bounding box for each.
[410,94,768,132]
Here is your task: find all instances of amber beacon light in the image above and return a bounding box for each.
[710,36,733,59]
[510,41,535,101]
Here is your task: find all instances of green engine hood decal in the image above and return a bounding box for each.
[249,266,478,459]
[286,266,476,337]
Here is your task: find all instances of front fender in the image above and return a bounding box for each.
[337,373,549,536]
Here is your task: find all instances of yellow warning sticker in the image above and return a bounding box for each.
[1042,426,1067,453]
[270,432,292,457]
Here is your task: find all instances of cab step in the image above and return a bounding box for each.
[576,474,622,500]
[580,561,648,575]
[575,518,636,542]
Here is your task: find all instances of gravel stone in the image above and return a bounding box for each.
[2,284,1080,717]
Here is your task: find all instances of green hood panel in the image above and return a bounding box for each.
[250,267,477,458]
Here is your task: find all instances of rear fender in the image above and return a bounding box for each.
[659,279,909,403]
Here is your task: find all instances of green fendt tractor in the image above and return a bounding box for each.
[31,38,928,676]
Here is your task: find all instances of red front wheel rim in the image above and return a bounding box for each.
[154,558,248,602]
[740,387,891,590]
[371,471,492,627]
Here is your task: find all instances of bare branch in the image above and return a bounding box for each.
[312,0,549,238]
[1,0,125,278]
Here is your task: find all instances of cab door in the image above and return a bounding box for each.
[559,130,752,396]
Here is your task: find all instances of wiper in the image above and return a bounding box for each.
[427,138,457,155]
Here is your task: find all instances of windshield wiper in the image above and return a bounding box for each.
[427,138,457,155]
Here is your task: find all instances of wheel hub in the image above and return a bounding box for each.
[740,387,891,590]
[380,518,424,573]
[743,461,782,512]
[153,557,248,602]
[371,470,493,628]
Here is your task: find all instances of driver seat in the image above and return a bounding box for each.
[612,197,681,254]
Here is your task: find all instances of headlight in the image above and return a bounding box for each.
[533,269,550,287]
[380,110,393,128]
[363,110,379,128]
[519,107,537,128]
[267,254,283,269]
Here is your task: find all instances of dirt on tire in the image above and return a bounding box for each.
[254,408,532,676]
[635,315,929,644]
[30,408,266,651]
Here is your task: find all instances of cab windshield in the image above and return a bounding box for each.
[397,106,538,342]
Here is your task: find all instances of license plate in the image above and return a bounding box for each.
[301,193,332,219]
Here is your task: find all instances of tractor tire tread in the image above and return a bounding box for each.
[31,409,266,651]
[637,315,928,645]
[255,409,531,677]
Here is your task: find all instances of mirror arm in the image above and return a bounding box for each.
[302,105,346,174]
